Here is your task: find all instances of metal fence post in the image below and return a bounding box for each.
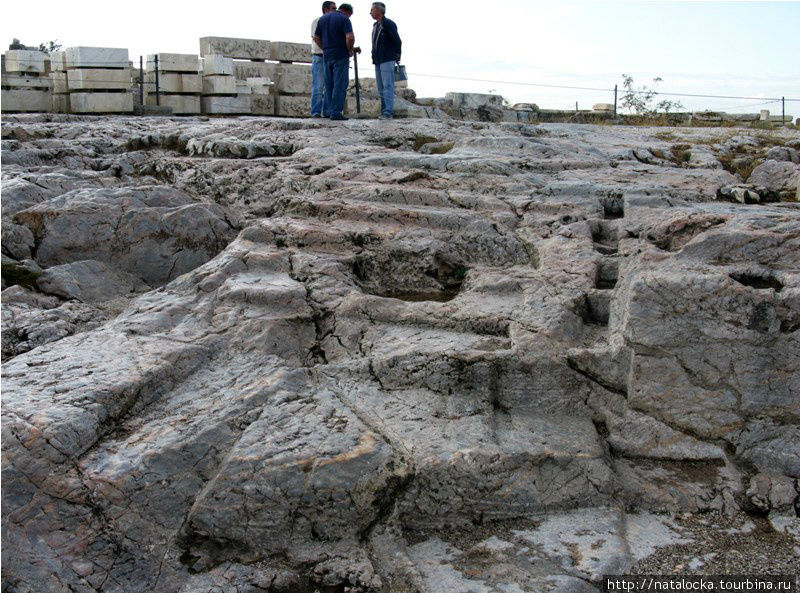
[139,56,144,107]
[155,55,160,106]
[614,84,618,117]
[783,96,785,126]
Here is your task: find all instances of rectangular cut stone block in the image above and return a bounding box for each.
[270,42,312,63]
[246,78,273,93]
[250,93,274,115]
[445,92,503,109]
[146,93,201,114]
[202,95,251,114]
[51,72,68,93]
[236,83,251,95]
[5,50,48,74]
[50,51,67,72]
[65,47,129,69]
[202,54,233,76]
[274,94,311,117]
[68,68,132,91]
[279,63,311,76]
[69,92,133,113]
[344,97,381,117]
[147,53,199,73]
[2,74,52,89]
[1,88,52,112]
[146,72,201,94]
[233,61,278,81]
[350,77,376,90]
[52,93,70,113]
[276,72,312,94]
[199,37,271,60]
[202,75,236,95]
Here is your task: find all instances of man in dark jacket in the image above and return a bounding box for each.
[314,4,355,120]
[370,2,402,119]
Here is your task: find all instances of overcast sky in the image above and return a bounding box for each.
[2,0,799,114]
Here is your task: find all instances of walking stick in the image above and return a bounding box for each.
[353,51,361,114]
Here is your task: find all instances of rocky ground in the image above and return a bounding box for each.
[2,113,799,593]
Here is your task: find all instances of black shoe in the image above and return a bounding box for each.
[330,114,348,121]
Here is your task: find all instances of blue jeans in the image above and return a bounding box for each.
[323,56,349,118]
[311,54,325,116]
[375,61,395,117]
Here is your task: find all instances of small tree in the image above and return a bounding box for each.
[620,74,684,115]
[38,40,62,53]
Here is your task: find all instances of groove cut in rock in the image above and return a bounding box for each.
[595,260,619,290]
[578,292,610,326]
[353,252,467,303]
[729,271,783,293]
[591,221,619,255]
[600,196,625,219]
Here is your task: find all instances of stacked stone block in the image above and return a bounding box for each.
[146,53,201,114]
[1,50,52,112]
[64,47,133,113]
[199,36,320,117]
[199,37,266,114]
[246,77,275,115]
[271,43,312,118]
[346,77,407,117]
[50,51,70,113]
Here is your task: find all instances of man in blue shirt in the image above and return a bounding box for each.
[313,4,355,121]
[370,2,402,120]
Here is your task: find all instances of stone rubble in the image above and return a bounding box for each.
[1,114,799,593]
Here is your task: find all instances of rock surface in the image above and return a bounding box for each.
[1,114,799,593]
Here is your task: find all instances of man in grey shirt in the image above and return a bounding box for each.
[311,1,337,117]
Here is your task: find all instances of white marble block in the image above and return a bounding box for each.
[351,77,377,90]
[51,72,68,94]
[345,97,381,117]
[246,77,273,93]
[270,42,312,63]
[68,68,132,91]
[146,93,201,114]
[2,73,52,90]
[52,92,70,113]
[4,50,48,74]
[202,95,252,114]
[202,75,236,95]
[65,47,129,69]
[147,53,199,73]
[1,88,52,112]
[202,54,233,76]
[274,94,311,117]
[49,51,67,72]
[69,92,134,113]
[233,61,278,81]
[250,94,275,115]
[445,92,504,109]
[199,37,271,60]
[276,71,312,94]
[146,73,202,94]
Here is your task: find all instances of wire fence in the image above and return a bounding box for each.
[4,55,799,118]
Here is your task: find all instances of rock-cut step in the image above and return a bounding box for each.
[336,375,615,530]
